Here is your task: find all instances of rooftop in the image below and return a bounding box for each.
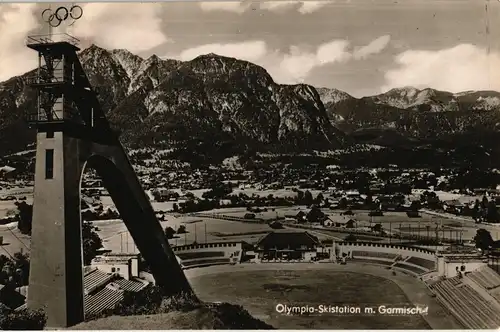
[84,269,115,294]
[12,270,149,314]
[84,278,148,316]
[84,286,124,316]
[113,278,147,292]
[256,231,320,248]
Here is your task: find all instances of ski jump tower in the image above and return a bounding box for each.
[25,34,193,328]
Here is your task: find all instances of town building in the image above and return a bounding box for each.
[1,253,150,316]
[443,199,465,214]
[255,231,320,262]
[90,253,140,280]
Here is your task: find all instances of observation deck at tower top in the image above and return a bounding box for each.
[26,33,81,52]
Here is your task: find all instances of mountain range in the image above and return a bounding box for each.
[1,44,500,160]
[318,86,500,146]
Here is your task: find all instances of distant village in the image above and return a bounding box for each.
[3,150,500,224]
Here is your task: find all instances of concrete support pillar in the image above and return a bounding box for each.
[27,131,85,328]
[28,132,193,328]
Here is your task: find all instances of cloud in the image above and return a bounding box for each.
[68,3,168,53]
[353,34,391,60]
[316,40,351,64]
[298,1,329,14]
[280,46,321,79]
[261,1,329,14]
[259,1,296,12]
[170,38,351,84]
[276,36,388,83]
[382,44,500,93]
[278,40,350,82]
[199,1,329,15]
[199,1,251,14]
[0,4,39,82]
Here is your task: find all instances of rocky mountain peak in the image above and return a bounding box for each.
[72,47,349,156]
[369,86,455,111]
[79,44,108,58]
[386,86,420,96]
[316,87,354,105]
[2,44,500,159]
[184,53,274,87]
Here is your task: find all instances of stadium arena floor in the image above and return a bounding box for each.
[186,262,462,329]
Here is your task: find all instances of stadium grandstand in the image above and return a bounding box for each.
[172,240,251,268]
[3,225,500,328]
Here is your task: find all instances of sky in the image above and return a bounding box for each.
[0,0,499,97]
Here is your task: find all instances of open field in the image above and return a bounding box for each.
[2,186,500,256]
[186,263,460,329]
[100,195,181,212]
[211,206,492,241]
[202,208,500,242]
[0,201,20,219]
[207,206,303,220]
[93,215,296,253]
[342,210,446,225]
[410,190,477,205]
[0,207,335,255]
[3,206,500,256]
[324,210,500,242]
[95,215,342,253]
[0,197,32,219]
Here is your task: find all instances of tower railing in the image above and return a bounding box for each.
[25,68,65,86]
[26,33,80,47]
[24,33,84,127]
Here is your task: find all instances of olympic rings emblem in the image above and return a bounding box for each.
[42,5,83,28]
